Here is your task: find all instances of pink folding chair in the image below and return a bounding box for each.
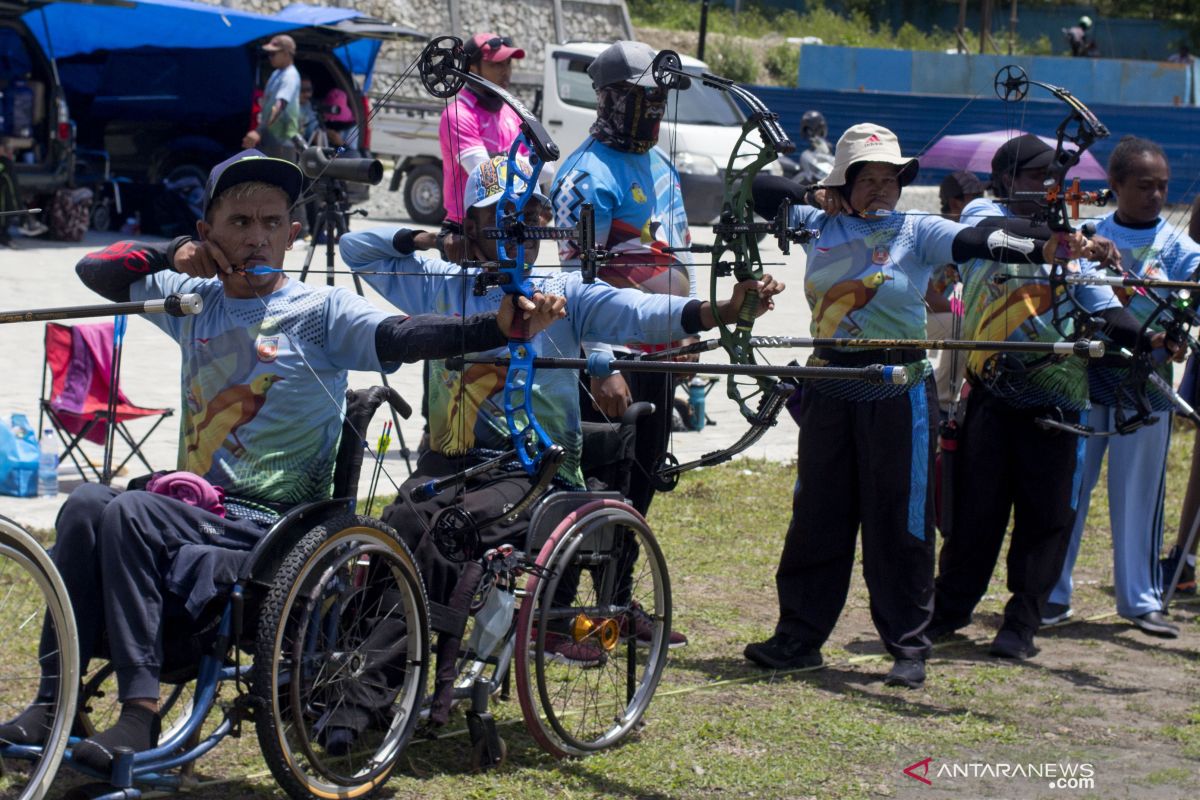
[38,321,173,483]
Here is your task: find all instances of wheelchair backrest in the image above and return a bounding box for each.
[525,490,622,555]
[238,386,409,587]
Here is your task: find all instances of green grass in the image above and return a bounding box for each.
[629,0,1053,57]
[20,426,1200,798]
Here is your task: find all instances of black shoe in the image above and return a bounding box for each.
[989,628,1037,660]
[0,702,55,746]
[743,633,823,670]
[1126,610,1179,638]
[925,614,969,641]
[883,658,925,689]
[315,705,371,757]
[1160,546,1197,596]
[73,705,160,773]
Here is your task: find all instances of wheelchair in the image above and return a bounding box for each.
[0,517,79,800]
[418,402,673,768]
[1,386,430,800]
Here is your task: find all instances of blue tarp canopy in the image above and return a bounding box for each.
[275,4,381,82]
[23,0,394,80]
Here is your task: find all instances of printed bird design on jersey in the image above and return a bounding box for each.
[185,373,284,474]
[812,271,891,337]
[966,282,1056,374]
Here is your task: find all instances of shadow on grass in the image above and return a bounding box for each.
[398,721,675,799]
[1038,618,1200,662]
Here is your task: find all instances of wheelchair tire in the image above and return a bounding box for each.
[0,517,79,800]
[253,514,429,800]
[514,500,670,757]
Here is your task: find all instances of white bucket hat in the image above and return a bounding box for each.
[820,123,919,188]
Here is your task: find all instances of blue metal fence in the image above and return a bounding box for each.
[753,85,1200,203]
[796,45,1192,106]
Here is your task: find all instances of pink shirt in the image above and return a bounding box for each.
[438,90,524,223]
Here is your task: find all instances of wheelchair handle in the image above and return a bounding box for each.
[622,401,655,426]
[378,385,413,420]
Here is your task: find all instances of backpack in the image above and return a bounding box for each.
[48,187,94,241]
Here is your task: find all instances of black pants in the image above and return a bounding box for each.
[383,452,541,724]
[774,377,937,661]
[579,366,672,516]
[40,484,266,702]
[933,388,1083,639]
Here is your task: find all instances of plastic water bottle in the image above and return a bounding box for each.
[687,377,708,432]
[465,583,516,661]
[38,428,58,497]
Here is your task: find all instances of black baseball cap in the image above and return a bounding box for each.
[203,149,304,217]
[991,134,1056,178]
[939,170,986,202]
[588,41,659,89]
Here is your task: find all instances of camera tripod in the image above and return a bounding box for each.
[299,177,413,473]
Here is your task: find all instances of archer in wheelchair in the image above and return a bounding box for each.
[0,149,564,797]
[337,155,784,759]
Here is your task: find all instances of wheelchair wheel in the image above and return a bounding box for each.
[0,517,79,800]
[514,500,670,757]
[253,515,429,800]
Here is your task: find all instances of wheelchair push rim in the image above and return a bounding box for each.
[515,499,671,757]
[253,515,429,800]
[0,517,80,800]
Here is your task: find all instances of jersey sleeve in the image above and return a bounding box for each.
[914,214,964,267]
[129,269,208,341]
[323,288,393,372]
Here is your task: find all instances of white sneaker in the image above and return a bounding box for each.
[1040,602,1073,626]
[17,219,48,237]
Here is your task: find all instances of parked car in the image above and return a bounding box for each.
[0,0,77,205]
[372,40,785,225]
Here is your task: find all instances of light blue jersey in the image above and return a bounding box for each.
[958,197,1119,410]
[789,204,960,342]
[133,274,389,503]
[1088,213,1200,410]
[340,229,691,486]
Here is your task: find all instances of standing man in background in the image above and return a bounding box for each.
[243,34,302,161]
[550,40,697,518]
[436,32,526,261]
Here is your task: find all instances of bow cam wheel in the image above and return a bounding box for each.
[419,36,467,99]
[651,50,690,91]
[994,64,1029,102]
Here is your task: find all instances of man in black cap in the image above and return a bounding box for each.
[0,149,564,769]
[549,40,696,522]
[929,133,1165,659]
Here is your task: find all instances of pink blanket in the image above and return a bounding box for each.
[147,471,226,517]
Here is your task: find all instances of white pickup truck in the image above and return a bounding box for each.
[371,41,786,225]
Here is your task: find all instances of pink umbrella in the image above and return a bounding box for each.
[921,130,1106,180]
